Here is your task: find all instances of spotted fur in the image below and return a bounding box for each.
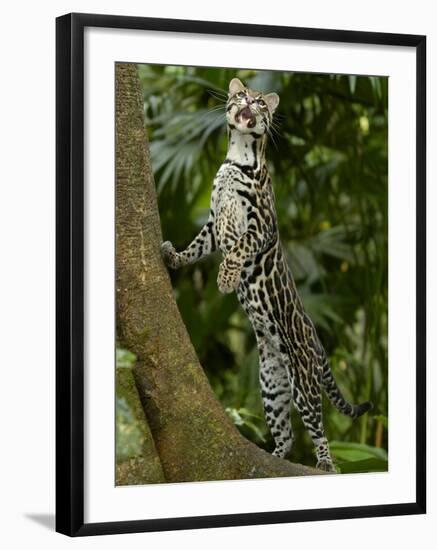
[161,78,372,472]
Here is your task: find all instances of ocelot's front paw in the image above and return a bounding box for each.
[217,260,241,294]
[161,241,180,269]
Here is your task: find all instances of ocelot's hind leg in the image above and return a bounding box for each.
[258,343,294,459]
[293,378,336,473]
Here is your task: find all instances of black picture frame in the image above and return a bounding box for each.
[56,12,426,537]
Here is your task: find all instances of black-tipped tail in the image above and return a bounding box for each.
[322,362,373,419]
[354,400,373,418]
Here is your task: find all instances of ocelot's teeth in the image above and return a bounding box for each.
[236,106,256,127]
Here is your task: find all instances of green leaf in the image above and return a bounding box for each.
[115,397,144,461]
[337,458,388,474]
[116,348,137,369]
[225,407,266,442]
[330,441,388,462]
[225,407,244,426]
[309,225,355,263]
[298,290,345,333]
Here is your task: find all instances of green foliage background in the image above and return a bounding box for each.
[117,64,388,474]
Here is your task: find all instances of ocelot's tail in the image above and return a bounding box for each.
[321,361,373,418]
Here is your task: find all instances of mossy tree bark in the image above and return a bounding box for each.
[115,63,323,483]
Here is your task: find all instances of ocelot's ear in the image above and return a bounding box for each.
[229,78,245,96]
[264,93,280,113]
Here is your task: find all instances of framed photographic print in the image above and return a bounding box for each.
[56,12,426,536]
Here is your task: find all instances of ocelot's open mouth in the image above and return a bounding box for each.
[236,106,256,128]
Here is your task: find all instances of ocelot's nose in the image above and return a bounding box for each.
[245,96,254,105]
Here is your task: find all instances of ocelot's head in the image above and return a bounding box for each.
[226,78,280,136]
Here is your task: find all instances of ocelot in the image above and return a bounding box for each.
[161,78,372,472]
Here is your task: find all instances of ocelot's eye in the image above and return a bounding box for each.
[237,91,245,98]
[257,98,266,106]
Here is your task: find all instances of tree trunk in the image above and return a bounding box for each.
[115,62,323,483]
[115,367,165,485]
